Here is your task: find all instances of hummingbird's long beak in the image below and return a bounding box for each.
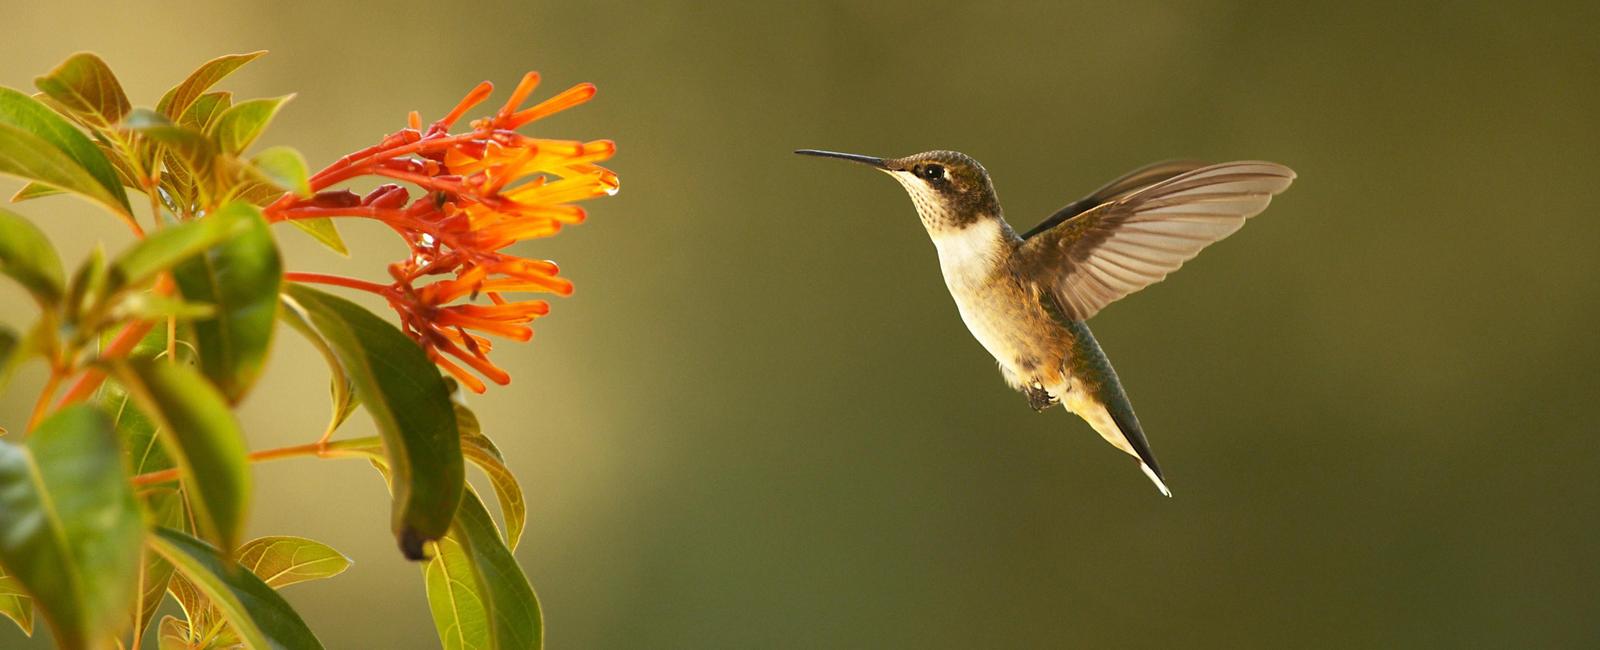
[794,149,889,169]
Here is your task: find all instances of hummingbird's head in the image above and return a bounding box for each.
[795,149,1002,234]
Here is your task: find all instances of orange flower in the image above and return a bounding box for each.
[268,72,617,392]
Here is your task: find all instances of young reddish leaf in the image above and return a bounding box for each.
[0,207,65,307]
[178,91,231,129]
[124,109,216,171]
[0,405,143,649]
[110,358,251,555]
[209,95,292,155]
[157,51,265,120]
[0,87,130,215]
[281,283,464,559]
[33,52,131,131]
[236,536,352,589]
[424,490,543,650]
[171,202,282,403]
[149,528,324,650]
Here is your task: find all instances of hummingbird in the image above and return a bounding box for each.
[795,148,1295,496]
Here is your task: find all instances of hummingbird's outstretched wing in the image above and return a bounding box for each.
[1018,161,1295,320]
[1019,160,1208,240]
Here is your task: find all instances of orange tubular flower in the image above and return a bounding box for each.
[267,72,617,392]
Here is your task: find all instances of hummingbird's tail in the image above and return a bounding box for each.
[1057,320,1172,497]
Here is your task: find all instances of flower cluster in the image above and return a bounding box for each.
[266,72,617,392]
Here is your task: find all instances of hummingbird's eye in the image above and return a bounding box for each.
[921,164,946,182]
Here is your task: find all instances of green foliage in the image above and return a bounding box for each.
[172,202,282,402]
[282,283,465,558]
[0,50,549,650]
[236,536,352,589]
[149,529,324,650]
[0,87,131,217]
[0,208,65,307]
[424,491,543,650]
[0,405,142,649]
[34,53,132,131]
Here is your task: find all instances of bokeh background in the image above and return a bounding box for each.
[3,1,1598,647]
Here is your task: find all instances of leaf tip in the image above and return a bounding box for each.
[399,527,431,561]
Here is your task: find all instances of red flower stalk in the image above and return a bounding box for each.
[268,72,617,392]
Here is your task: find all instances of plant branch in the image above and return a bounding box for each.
[130,437,379,487]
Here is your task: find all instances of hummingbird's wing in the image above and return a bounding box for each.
[1019,160,1208,240]
[1019,161,1295,320]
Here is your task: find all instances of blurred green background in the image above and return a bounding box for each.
[3,1,1598,647]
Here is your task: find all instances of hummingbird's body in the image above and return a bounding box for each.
[798,148,1296,495]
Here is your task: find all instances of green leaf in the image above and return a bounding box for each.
[9,181,62,201]
[281,284,463,559]
[178,92,231,130]
[149,528,324,650]
[0,405,142,649]
[457,402,526,551]
[249,146,310,197]
[125,109,216,170]
[424,490,543,650]
[0,87,130,215]
[33,52,131,130]
[0,207,64,306]
[108,292,216,322]
[277,303,359,438]
[157,51,265,120]
[108,203,252,293]
[210,96,292,156]
[172,202,281,402]
[286,217,349,256]
[0,325,19,395]
[0,566,33,636]
[132,488,184,643]
[110,358,251,554]
[237,536,351,589]
[156,615,189,649]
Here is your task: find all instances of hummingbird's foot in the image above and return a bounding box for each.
[1026,384,1058,412]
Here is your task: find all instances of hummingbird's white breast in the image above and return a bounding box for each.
[930,219,1031,384]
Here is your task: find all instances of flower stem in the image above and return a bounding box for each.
[285,272,393,295]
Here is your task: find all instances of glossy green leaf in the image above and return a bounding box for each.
[249,145,310,197]
[33,52,131,130]
[0,207,64,306]
[237,536,352,589]
[172,202,281,402]
[210,96,292,155]
[108,292,216,322]
[456,402,527,551]
[0,566,33,636]
[281,283,463,558]
[157,51,265,120]
[0,87,130,215]
[0,405,142,649]
[149,528,324,650]
[108,202,251,293]
[9,181,62,201]
[424,490,543,650]
[277,302,359,438]
[110,358,251,554]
